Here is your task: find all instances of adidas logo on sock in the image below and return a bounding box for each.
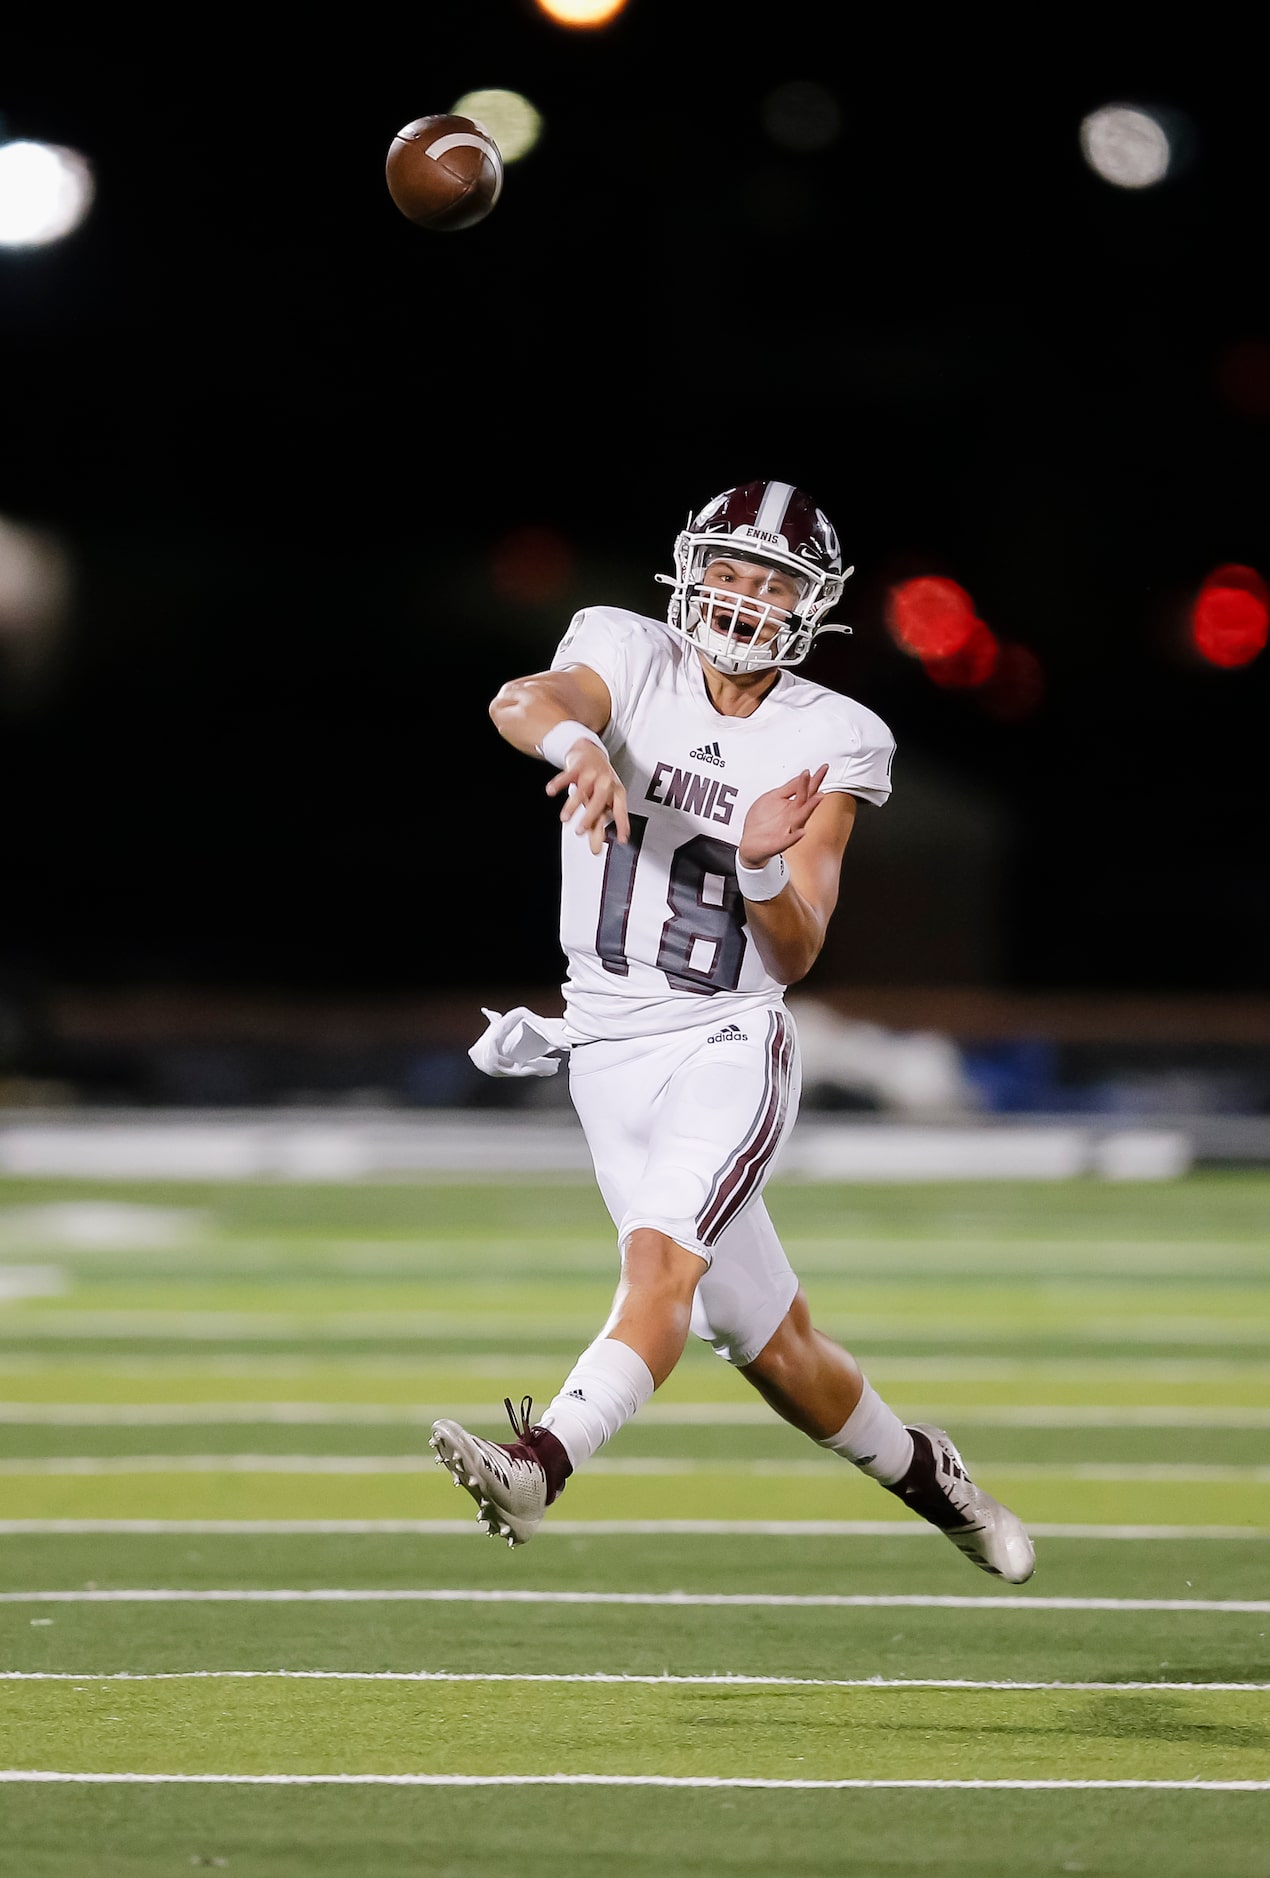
[567,1388,587,1400]
[707,1023,747,1044]
[689,740,725,767]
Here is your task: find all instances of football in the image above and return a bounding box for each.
[385,114,504,231]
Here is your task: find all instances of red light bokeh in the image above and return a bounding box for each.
[922,617,1000,688]
[1190,564,1269,668]
[979,642,1046,720]
[1216,341,1270,420]
[491,526,575,606]
[885,576,978,660]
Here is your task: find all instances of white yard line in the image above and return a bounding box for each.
[3,1402,1270,1427]
[1,1671,1267,1691]
[5,1314,1268,1344]
[865,1357,1269,1381]
[0,1315,603,1341]
[0,1354,1261,1382]
[2,1589,1268,1611]
[935,1407,1270,1428]
[1,1772,1268,1790]
[1,1454,1268,1481]
[0,1517,1265,1538]
[0,1405,461,1426]
[784,1238,1270,1262]
[971,1462,1270,1482]
[0,1456,474,1474]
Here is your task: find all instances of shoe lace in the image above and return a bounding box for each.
[504,1394,535,1442]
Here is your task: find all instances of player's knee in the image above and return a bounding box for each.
[621,1228,705,1304]
[741,1287,816,1387]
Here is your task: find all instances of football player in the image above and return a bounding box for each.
[432,480,1035,1582]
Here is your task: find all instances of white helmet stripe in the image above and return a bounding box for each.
[752,481,796,539]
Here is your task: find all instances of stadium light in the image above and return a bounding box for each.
[1190,564,1269,668]
[0,139,94,248]
[885,577,978,661]
[1079,105,1170,189]
[533,0,628,25]
[885,575,1017,696]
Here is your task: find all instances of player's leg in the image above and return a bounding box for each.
[529,1016,798,1485]
[591,1225,708,1387]
[431,1026,713,1543]
[688,1197,898,1466]
[736,1291,1035,1581]
[430,1222,704,1545]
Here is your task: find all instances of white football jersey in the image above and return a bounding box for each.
[551,606,895,1041]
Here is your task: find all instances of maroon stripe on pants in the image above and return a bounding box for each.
[696,1011,792,1247]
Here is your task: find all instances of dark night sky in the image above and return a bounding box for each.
[1,6,1267,1001]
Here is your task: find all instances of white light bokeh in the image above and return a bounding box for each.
[0,513,72,688]
[761,81,842,153]
[452,89,543,163]
[0,514,70,635]
[0,139,95,247]
[1080,106,1170,189]
[533,0,628,24]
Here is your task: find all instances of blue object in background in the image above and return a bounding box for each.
[960,1039,1063,1113]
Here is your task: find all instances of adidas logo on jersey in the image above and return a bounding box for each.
[707,1024,747,1044]
[689,740,726,768]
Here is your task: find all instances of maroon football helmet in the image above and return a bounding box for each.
[656,480,853,671]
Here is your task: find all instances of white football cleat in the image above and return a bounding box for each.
[887,1424,1036,1583]
[429,1397,570,1548]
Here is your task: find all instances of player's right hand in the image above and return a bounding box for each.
[738,764,830,866]
[545,741,630,853]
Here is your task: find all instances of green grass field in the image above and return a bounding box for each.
[1,1170,1268,1875]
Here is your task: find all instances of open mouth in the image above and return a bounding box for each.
[697,586,793,652]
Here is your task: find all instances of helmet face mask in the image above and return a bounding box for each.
[657,480,853,673]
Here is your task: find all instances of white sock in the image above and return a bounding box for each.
[818,1379,914,1484]
[539,1336,655,1471]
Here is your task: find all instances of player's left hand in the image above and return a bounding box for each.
[739,764,830,867]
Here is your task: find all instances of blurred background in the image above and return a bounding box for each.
[2,0,1268,1172]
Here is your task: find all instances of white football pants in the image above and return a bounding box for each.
[567,1004,802,1366]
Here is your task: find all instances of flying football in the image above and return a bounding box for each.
[385,114,503,231]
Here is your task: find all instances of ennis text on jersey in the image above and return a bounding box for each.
[551,608,894,1042]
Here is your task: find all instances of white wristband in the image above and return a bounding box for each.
[735,853,789,902]
[538,719,606,769]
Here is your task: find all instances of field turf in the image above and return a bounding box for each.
[0,1170,1267,1875]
